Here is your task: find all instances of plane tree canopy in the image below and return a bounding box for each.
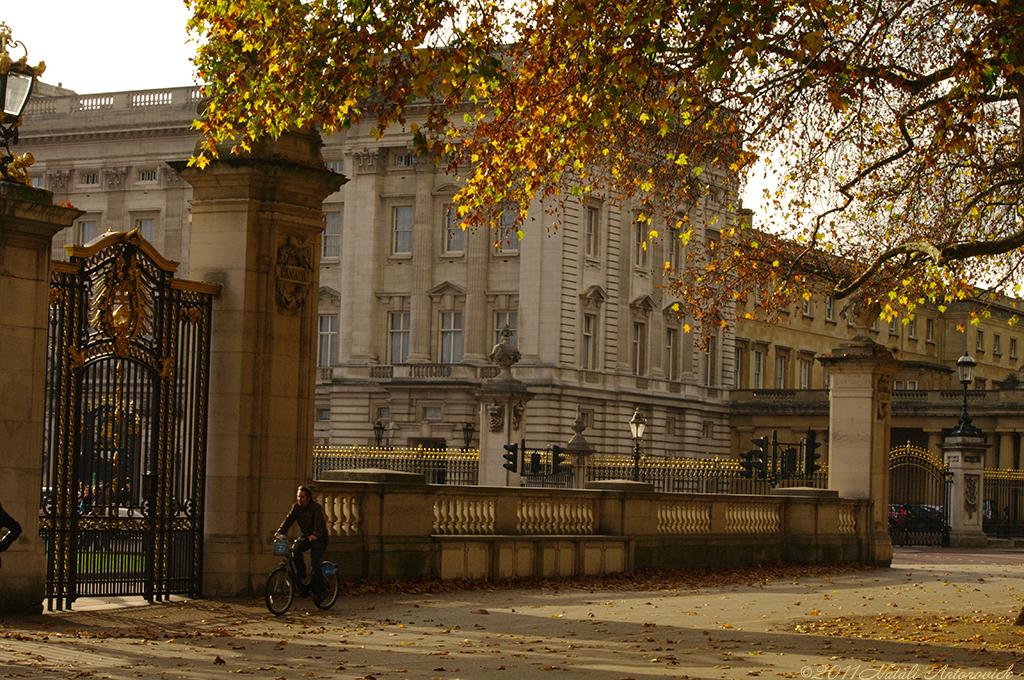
[187,0,1024,332]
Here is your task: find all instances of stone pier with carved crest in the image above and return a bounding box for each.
[818,335,902,567]
[943,434,989,548]
[0,181,80,612]
[174,130,346,596]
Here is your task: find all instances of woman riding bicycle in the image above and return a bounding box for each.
[275,486,328,598]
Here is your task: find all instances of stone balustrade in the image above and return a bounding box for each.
[308,472,875,582]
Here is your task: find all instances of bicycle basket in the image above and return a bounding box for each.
[321,562,337,577]
[273,539,287,556]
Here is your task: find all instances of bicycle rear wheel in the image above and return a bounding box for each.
[313,562,340,610]
[265,567,294,615]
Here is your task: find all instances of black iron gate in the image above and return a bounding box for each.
[40,231,216,610]
[888,445,951,547]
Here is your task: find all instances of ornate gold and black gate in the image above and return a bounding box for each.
[41,231,217,610]
[888,445,951,547]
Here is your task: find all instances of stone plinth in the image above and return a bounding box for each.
[175,130,346,596]
[943,434,989,548]
[818,336,901,566]
[478,377,533,486]
[0,182,80,613]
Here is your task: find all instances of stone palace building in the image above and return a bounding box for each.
[19,84,1024,470]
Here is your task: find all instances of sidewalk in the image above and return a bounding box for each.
[1,547,1023,679]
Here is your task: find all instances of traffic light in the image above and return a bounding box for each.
[780,446,797,478]
[529,452,542,474]
[803,436,822,475]
[502,441,519,473]
[739,448,764,479]
[552,445,567,474]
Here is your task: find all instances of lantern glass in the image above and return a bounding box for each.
[3,72,32,119]
[629,408,646,441]
[956,353,976,385]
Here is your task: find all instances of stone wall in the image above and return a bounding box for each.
[293,472,875,585]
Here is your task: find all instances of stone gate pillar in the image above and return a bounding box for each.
[478,327,533,486]
[818,336,901,566]
[0,182,80,613]
[943,434,988,548]
[175,131,345,596]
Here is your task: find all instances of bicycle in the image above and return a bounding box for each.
[265,536,340,615]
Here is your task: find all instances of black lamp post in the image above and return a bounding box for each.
[951,351,979,436]
[629,407,647,482]
[461,421,475,450]
[0,23,45,184]
[373,419,385,447]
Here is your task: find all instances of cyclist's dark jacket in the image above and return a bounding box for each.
[277,500,328,539]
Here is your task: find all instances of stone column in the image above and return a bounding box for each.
[175,131,346,596]
[818,337,901,566]
[998,431,1015,470]
[462,224,489,364]
[478,330,533,486]
[407,161,435,363]
[943,434,989,548]
[0,182,80,613]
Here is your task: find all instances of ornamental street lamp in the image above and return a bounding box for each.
[628,407,647,482]
[373,419,385,447]
[951,351,979,436]
[461,421,475,451]
[0,23,45,185]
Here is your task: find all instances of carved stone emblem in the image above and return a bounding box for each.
[965,474,979,519]
[512,400,526,431]
[488,401,504,432]
[276,237,314,311]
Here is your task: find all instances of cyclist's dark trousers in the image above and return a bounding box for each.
[293,536,327,585]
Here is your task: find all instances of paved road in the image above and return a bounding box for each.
[0,548,1021,679]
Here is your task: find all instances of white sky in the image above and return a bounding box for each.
[2,2,197,93]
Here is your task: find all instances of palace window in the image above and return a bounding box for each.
[134,217,154,241]
[799,359,811,389]
[317,314,338,367]
[582,314,596,370]
[585,206,599,258]
[496,208,519,252]
[494,311,518,346]
[665,327,678,381]
[440,311,463,363]
[323,212,342,259]
[78,219,97,244]
[388,312,410,364]
[443,205,464,254]
[631,322,647,375]
[393,206,413,254]
[775,353,787,389]
[701,336,717,386]
[634,218,648,267]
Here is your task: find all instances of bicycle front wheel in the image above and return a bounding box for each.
[313,563,340,610]
[265,567,294,616]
